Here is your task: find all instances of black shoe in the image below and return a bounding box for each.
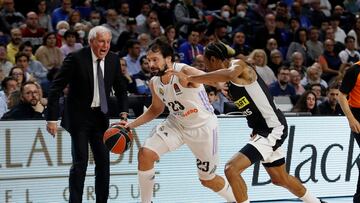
[320,199,327,203]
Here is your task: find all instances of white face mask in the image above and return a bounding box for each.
[90,19,100,26]
[221,11,230,19]
[77,30,85,38]
[58,28,67,36]
[237,11,246,18]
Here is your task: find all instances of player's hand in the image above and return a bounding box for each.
[166,69,189,82]
[349,117,360,134]
[110,120,128,127]
[46,122,58,137]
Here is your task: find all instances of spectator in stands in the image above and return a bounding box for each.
[67,10,83,29]
[205,85,221,115]
[319,0,332,17]
[306,26,323,63]
[6,89,20,110]
[149,21,163,40]
[19,42,48,83]
[309,0,327,28]
[317,39,341,84]
[269,66,296,97]
[301,64,328,90]
[319,84,344,115]
[289,51,307,78]
[254,13,284,49]
[6,28,22,64]
[138,33,151,56]
[339,36,360,66]
[0,0,25,29]
[292,90,320,115]
[330,14,346,44]
[86,10,102,28]
[268,49,284,75]
[333,5,356,34]
[288,17,301,43]
[265,38,278,63]
[115,17,139,53]
[310,83,326,105]
[179,29,203,65]
[253,0,272,20]
[9,66,25,88]
[286,28,310,66]
[60,30,83,56]
[51,0,73,29]
[325,27,345,55]
[137,10,164,36]
[116,1,130,33]
[231,31,252,60]
[0,76,17,117]
[14,52,36,81]
[36,0,53,32]
[120,56,135,93]
[347,17,360,50]
[174,0,202,38]
[73,22,87,45]
[248,49,276,86]
[290,69,306,95]
[21,12,46,50]
[132,55,151,96]
[290,2,311,29]
[230,3,253,36]
[1,81,44,119]
[55,20,70,47]
[0,43,12,81]
[102,9,123,48]
[191,54,206,71]
[35,32,64,70]
[160,25,179,51]
[136,1,151,27]
[124,39,142,76]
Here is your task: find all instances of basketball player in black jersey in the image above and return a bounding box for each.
[170,42,325,203]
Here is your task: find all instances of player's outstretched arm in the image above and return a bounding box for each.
[126,80,165,129]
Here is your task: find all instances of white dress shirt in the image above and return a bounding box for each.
[91,49,105,108]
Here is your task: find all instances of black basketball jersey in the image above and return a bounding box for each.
[227,62,287,138]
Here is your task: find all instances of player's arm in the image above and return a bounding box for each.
[180,65,218,87]
[338,91,360,133]
[126,80,165,129]
[186,61,245,84]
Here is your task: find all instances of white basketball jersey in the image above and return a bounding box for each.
[152,63,215,128]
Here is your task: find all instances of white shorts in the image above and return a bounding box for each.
[143,116,219,180]
[241,125,286,166]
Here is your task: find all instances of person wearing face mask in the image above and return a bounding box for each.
[55,20,70,47]
[230,3,252,35]
[87,10,102,28]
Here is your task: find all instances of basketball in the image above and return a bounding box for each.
[103,125,133,154]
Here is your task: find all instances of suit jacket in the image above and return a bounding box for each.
[46,47,128,133]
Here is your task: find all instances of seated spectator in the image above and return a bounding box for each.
[6,89,21,110]
[119,57,135,93]
[51,0,72,29]
[0,43,13,81]
[301,65,328,90]
[73,22,87,45]
[6,28,23,64]
[36,0,53,32]
[248,49,276,86]
[347,17,360,50]
[289,51,307,78]
[318,84,344,115]
[8,66,26,88]
[306,26,323,62]
[55,20,70,47]
[60,30,83,56]
[178,28,204,65]
[35,32,64,70]
[268,49,284,75]
[286,28,311,66]
[289,69,305,95]
[19,41,48,83]
[124,39,142,76]
[205,85,229,115]
[310,83,326,105]
[291,90,320,115]
[1,81,44,119]
[318,39,342,82]
[338,36,360,65]
[269,66,296,97]
[0,0,25,29]
[231,31,252,60]
[14,52,36,82]
[132,55,151,96]
[0,76,17,117]
[21,12,46,50]
[191,54,206,71]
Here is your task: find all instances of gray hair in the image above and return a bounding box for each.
[88,26,112,44]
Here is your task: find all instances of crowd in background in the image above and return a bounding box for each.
[0,0,358,120]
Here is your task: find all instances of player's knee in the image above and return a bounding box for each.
[138,147,158,164]
[224,163,240,180]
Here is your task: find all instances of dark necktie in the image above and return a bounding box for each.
[97,59,108,114]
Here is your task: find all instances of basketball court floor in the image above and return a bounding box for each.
[253,196,352,202]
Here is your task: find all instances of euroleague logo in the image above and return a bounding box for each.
[173,83,182,95]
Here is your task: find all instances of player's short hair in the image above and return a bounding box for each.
[204,41,234,61]
[147,38,175,61]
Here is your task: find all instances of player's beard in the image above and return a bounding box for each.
[155,64,168,76]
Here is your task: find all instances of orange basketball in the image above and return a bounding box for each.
[103,125,133,154]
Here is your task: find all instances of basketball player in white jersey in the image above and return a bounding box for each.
[170,42,326,203]
[124,39,236,203]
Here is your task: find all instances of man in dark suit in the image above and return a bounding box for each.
[46,26,128,203]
